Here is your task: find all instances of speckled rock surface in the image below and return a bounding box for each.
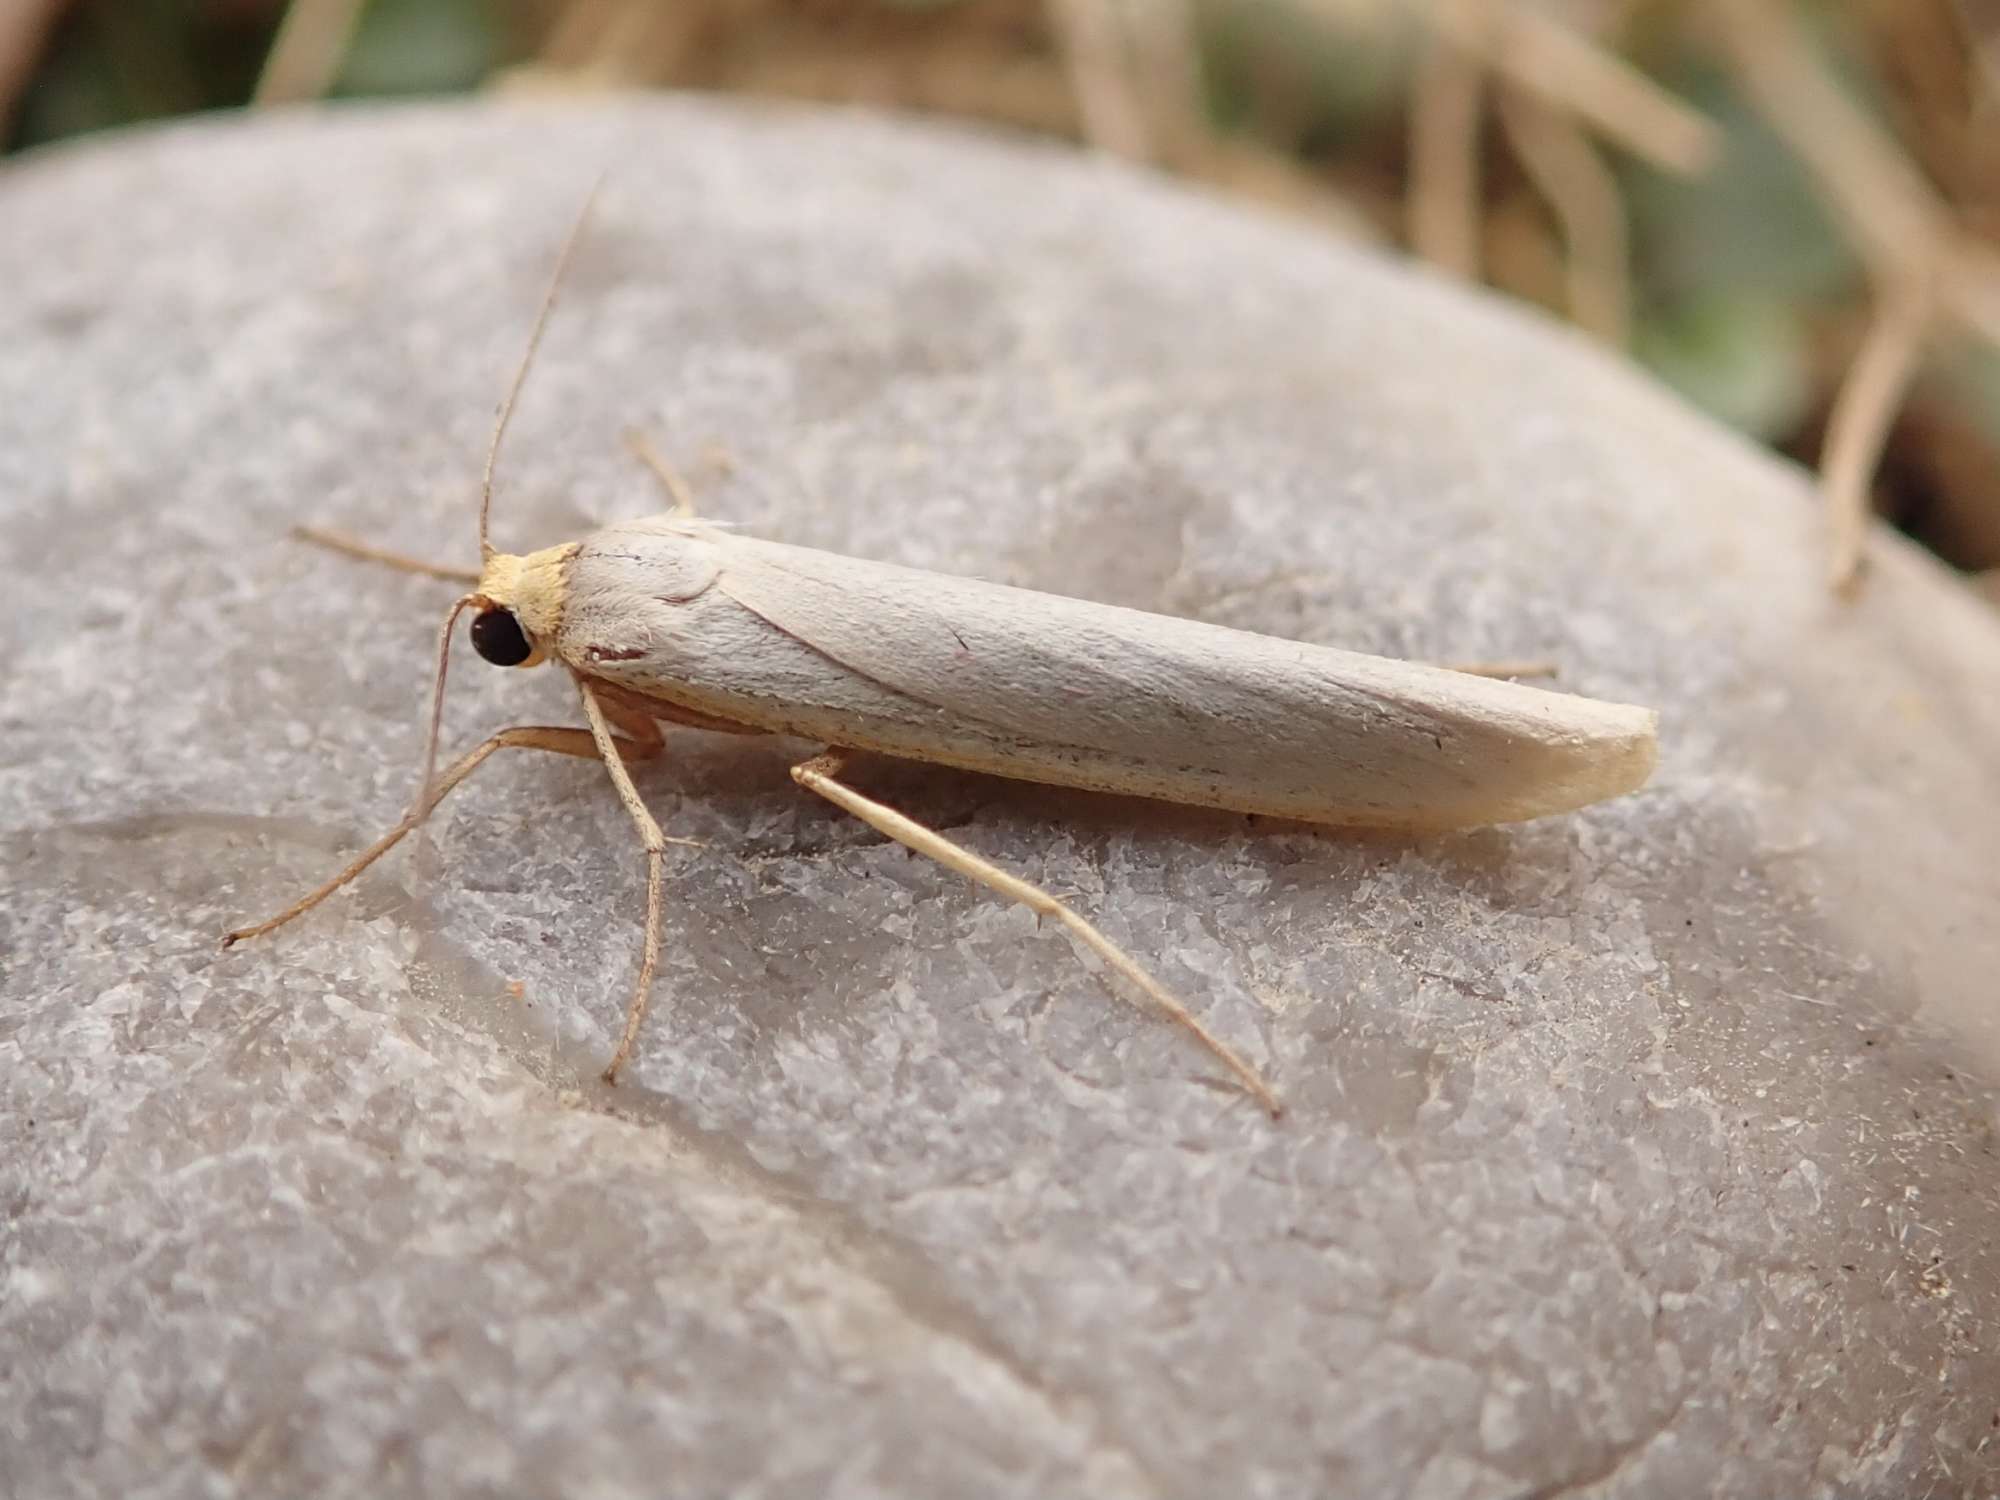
[3,97,1998,1500]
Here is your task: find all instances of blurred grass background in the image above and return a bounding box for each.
[4,0,1996,596]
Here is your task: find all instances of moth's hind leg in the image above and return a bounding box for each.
[788,751,1283,1117]
[224,721,660,947]
[621,430,700,518]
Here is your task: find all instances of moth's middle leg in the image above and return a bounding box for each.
[575,681,679,1085]
[788,750,1283,1117]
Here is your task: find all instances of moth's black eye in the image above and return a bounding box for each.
[471,608,532,666]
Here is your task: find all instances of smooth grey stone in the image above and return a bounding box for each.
[3,97,1997,1500]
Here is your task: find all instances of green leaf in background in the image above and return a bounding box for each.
[1622,60,1858,312]
[334,0,499,100]
[12,22,129,148]
[1939,338,2000,422]
[1632,290,1814,441]
[1195,0,1417,146]
[12,0,274,152]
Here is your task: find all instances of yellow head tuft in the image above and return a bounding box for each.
[471,542,580,668]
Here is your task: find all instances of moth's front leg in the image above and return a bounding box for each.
[224,720,663,948]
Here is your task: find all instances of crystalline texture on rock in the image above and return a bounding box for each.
[2,97,1998,1500]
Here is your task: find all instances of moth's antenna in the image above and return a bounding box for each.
[480,175,606,560]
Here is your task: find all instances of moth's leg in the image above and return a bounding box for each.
[621,429,699,518]
[292,525,480,584]
[225,723,661,946]
[788,751,1283,1117]
[576,681,678,1084]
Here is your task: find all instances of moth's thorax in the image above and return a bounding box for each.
[556,519,726,674]
[477,542,580,657]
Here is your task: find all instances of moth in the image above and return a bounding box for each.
[227,203,1659,1116]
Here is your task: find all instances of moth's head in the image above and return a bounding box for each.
[471,542,580,670]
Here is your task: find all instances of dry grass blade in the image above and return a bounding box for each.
[1497,85,1630,343]
[537,0,621,72]
[1706,0,1948,276]
[1705,0,2000,591]
[253,0,368,107]
[1047,0,1154,159]
[1945,240,2000,346]
[1948,0,2000,98]
[1123,0,1209,165]
[1823,279,1934,592]
[1426,0,1721,175]
[0,0,66,127]
[1409,0,1489,277]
